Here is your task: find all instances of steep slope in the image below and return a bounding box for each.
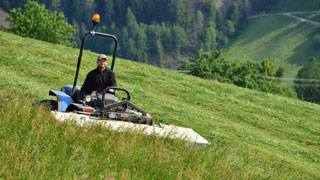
[223,14,319,77]
[223,0,320,78]
[272,0,320,13]
[0,31,320,178]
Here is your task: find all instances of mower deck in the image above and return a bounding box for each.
[52,111,210,145]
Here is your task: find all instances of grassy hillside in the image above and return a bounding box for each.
[223,0,320,78]
[1,31,320,179]
[272,0,320,13]
[223,13,320,78]
[295,11,320,22]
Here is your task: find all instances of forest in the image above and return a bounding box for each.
[1,0,254,67]
[4,0,319,103]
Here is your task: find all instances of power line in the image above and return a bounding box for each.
[258,76,320,82]
[281,83,320,87]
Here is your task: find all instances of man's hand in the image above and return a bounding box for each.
[108,89,114,93]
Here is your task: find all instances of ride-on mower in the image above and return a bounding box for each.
[42,14,209,145]
[42,14,152,125]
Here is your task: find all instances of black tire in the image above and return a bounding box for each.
[40,100,58,110]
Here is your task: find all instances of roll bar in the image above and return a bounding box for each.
[72,14,118,96]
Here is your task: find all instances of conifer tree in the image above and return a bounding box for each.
[103,0,115,23]
[126,8,139,37]
[136,26,148,62]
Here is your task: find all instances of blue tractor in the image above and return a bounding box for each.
[41,14,152,125]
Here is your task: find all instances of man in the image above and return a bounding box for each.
[81,54,116,98]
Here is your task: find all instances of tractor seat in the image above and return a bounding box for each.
[60,85,82,101]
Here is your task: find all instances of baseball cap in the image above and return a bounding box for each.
[97,54,107,61]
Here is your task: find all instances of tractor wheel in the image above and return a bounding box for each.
[40,100,58,110]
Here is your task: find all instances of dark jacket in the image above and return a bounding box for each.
[81,67,117,96]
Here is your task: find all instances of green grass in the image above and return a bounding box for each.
[1,31,320,179]
[272,0,320,13]
[223,14,320,78]
[294,11,320,23]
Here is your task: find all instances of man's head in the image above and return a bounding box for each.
[96,54,107,71]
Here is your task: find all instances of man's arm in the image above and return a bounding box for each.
[81,72,93,97]
[109,70,117,87]
[108,70,117,93]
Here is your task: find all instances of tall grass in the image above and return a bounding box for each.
[1,31,320,179]
[0,92,240,179]
[1,92,317,179]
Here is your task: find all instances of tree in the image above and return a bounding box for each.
[103,0,115,23]
[168,0,190,26]
[4,0,250,68]
[202,26,217,52]
[251,0,278,12]
[192,10,204,38]
[178,51,296,97]
[202,0,217,27]
[226,1,248,33]
[313,34,320,49]
[119,27,129,58]
[127,38,137,60]
[6,1,76,46]
[295,57,320,103]
[126,8,139,37]
[261,58,277,76]
[155,39,164,65]
[226,2,239,25]
[275,67,285,77]
[161,23,172,51]
[216,30,228,47]
[172,24,187,56]
[145,24,162,63]
[67,0,95,25]
[40,0,61,11]
[215,10,223,31]
[226,20,235,37]
[135,26,148,62]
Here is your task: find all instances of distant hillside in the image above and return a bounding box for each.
[1,31,320,179]
[272,0,320,13]
[223,0,320,78]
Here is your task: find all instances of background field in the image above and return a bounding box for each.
[1,31,320,179]
[295,11,320,22]
[272,0,320,13]
[223,14,320,78]
[223,0,320,78]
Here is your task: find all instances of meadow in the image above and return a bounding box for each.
[295,11,320,23]
[223,14,320,78]
[0,31,320,179]
[272,0,320,13]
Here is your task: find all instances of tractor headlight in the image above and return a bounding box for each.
[85,95,92,103]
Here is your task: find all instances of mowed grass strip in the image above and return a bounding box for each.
[294,11,320,23]
[224,14,320,77]
[0,31,320,179]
